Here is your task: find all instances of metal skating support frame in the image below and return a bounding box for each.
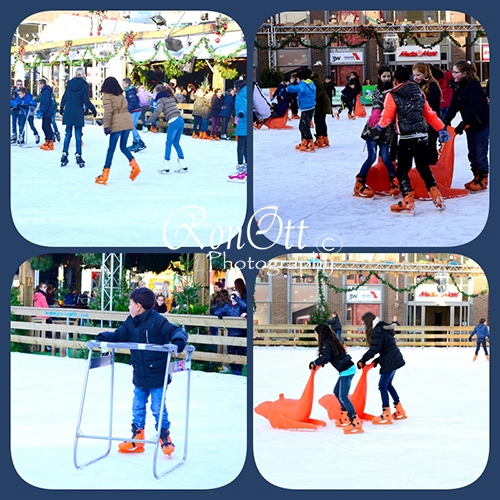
[73,341,196,479]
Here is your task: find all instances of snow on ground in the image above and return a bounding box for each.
[10,352,246,489]
[253,346,489,490]
[253,112,489,248]
[10,125,246,248]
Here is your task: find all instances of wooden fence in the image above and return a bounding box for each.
[253,324,480,348]
[10,306,247,367]
[88,100,236,136]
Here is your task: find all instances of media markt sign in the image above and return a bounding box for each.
[329,48,364,65]
[415,284,462,303]
[395,45,440,64]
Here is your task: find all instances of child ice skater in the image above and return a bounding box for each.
[95,287,188,455]
[357,312,406,425]
[469,318,490,361]
[309,324,363,434]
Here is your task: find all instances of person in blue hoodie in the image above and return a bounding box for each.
[228,80,247,182]
[11,87,39,145]
[59,68,97,166]
[213,289,247,375]
[469,318,490,361]
[123,77,146,153]
[285,68,316,152]
[219,88,235,140]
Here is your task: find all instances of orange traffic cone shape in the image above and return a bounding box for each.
[343,415,364,434]
[335,411,351,427]
[118,424,145,453]
[296,138,307,150]
[473,354,478,361]
[392,402,407,420]
[429,186,446,210]
[354,176,375,198]
[159,428,175,456]
[390,192,415,215]
[354,95,367,118]
[372,407,393,425]
[95,168,110,185]
[129,158,141,181]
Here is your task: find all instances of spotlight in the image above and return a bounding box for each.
[151,15,167,28]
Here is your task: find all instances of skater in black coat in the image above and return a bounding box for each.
[357,311,407,424]
[96,287,188,455]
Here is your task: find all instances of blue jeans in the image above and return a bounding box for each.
[164,116,184,161]
[334,329,343,344]
[228,328,246,375]
[130,110,141,142]
[378,371,400,408]
[18,115,38,136]
[359,137,396,178]
[237,136,247,165]
[132,385,170,430]
[333,374,355,417]
[51,112,59,134]
[11,110,20,134]
[466,127,489,174]
[63,125,83,154]
[193,115,202,133]
[104,130,133,168]
[201,117,209,132]
[475,339,488,355]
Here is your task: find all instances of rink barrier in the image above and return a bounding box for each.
[253,324,481,348]
[10,306,246,366]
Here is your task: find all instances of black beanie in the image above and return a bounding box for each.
[130,287,155,310]
[234,80,246,90]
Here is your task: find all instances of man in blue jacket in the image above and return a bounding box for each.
[469,318,490,361]
[95,287,188,455]
[59,68,97,167]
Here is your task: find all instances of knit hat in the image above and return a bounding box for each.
[233,80,246,90]
[130,287,156,310]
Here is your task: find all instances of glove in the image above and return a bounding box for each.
[309,361,317,370]
[217,314,224,320]
[438,129,450,143]
[171,339,185,353]
[93,112,97,118]
[104,127,111,135]
[95,119,103,126]
[237,111,244,118]
[95,333,106,341]
[357,360,365,369]
[454,122,465,135]
[372,357,380,367]
[468,336,472,342]
[367,108,381,128]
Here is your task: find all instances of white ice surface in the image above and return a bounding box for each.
[11,124,246,248]
[253,112,489,249]
[253,345,489,490]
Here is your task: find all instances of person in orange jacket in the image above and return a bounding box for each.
[377,66,450,215]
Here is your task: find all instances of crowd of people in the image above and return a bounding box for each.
[10,71,248,184]
[254,60,489,215]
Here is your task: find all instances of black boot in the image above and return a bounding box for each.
[75,153,85,168]
[60,152,69,167]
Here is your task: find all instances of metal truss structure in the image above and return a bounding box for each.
[100,253,124,314]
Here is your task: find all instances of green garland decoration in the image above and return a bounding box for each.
[318,270,488,298]
[254,26,486,51]
[12,36,246,75]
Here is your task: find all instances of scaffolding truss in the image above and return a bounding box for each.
[100,253,124,314]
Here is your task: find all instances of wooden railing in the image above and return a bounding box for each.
[11,306,247,366]
[253,324,478,348]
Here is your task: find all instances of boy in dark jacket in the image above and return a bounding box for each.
[96,287,188,455]
[38,79,56,151]
[220,89,235,140]
[358,311,407,424]
[469,318,490,361]
[123,77,146,152]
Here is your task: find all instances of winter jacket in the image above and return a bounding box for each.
[210,95,224,118]
[437,71,454,110]
[213,296,247,337]
[327,316,341,332]
[33,290,50,318]
[201,94,212,119]
[60,77,96,127]
[192,93,205,116]
[313,341,354,374]
[11,93,37,117]
[124,86,141,113]
[39,85,54,118]
[97,308,188,390]
[379,80,444,138]
[469,323,490,342]
[271,82,291,117]
[311,73,332,115]
[444,79,489,135]
[361,86,395,145]
[220,93,235,118]
[285,79,316,112]
[150,90,181,123]
[102,92,133,133]
[253,84,272,119]
[323,81,336,102]
[340,84,358,106]
[359,318,405,374]
[418,80,441,115]
[137,87,152,107]
[235,84,247,136]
